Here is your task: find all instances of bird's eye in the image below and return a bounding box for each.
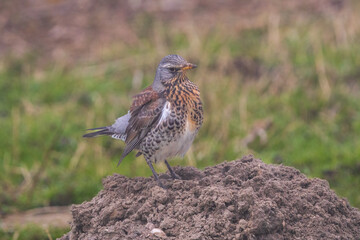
[169,67,177,72]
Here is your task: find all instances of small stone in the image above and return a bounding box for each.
[150,228,167,238]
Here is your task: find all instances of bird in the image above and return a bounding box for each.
[83,55,203,188]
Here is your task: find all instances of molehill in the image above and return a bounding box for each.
[59,155,360,240]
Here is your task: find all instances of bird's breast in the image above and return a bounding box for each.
[142,80,203,162]
[152,118,197,161]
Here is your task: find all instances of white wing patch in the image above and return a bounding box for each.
[157,101,171,127]
[111,134,126,141]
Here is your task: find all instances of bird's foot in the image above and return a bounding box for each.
[169,171,182,180]
[156,178,167,189]
[164,159,181,180]
[146,160,167,189]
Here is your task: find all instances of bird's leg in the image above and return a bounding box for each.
[164,160,181,180]
[146,159,165,189]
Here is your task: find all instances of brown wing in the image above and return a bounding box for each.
[130,85,159,112]
[117,86,165,166]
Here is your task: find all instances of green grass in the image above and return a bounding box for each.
[0,225,68,240]
[1,5,360,239]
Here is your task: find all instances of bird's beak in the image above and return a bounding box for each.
[181,63,197,70]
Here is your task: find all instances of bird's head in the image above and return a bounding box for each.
[153,55,197,91]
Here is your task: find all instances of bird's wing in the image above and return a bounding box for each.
[118,86,165,165]
[130,85,159,112]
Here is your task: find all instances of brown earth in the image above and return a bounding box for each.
[59,155,360,240]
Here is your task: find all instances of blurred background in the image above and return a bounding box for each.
[1,0,360,239]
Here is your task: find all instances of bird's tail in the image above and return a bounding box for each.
[83,127,112,138]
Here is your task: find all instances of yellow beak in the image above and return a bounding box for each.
[181,63,197,70]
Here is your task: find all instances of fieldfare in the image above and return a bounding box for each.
[83,55,203,188]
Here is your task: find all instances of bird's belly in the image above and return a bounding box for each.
[153,121,197,162]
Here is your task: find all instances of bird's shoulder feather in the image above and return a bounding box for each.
[130,86,160,112]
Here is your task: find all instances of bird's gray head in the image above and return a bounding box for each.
[152,54,197,91]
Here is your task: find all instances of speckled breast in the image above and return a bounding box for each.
[141,79,203,163]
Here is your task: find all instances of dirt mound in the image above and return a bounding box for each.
[59,155,360,240]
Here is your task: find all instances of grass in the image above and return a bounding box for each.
[0,224,68,240]
[1,3,360,239]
